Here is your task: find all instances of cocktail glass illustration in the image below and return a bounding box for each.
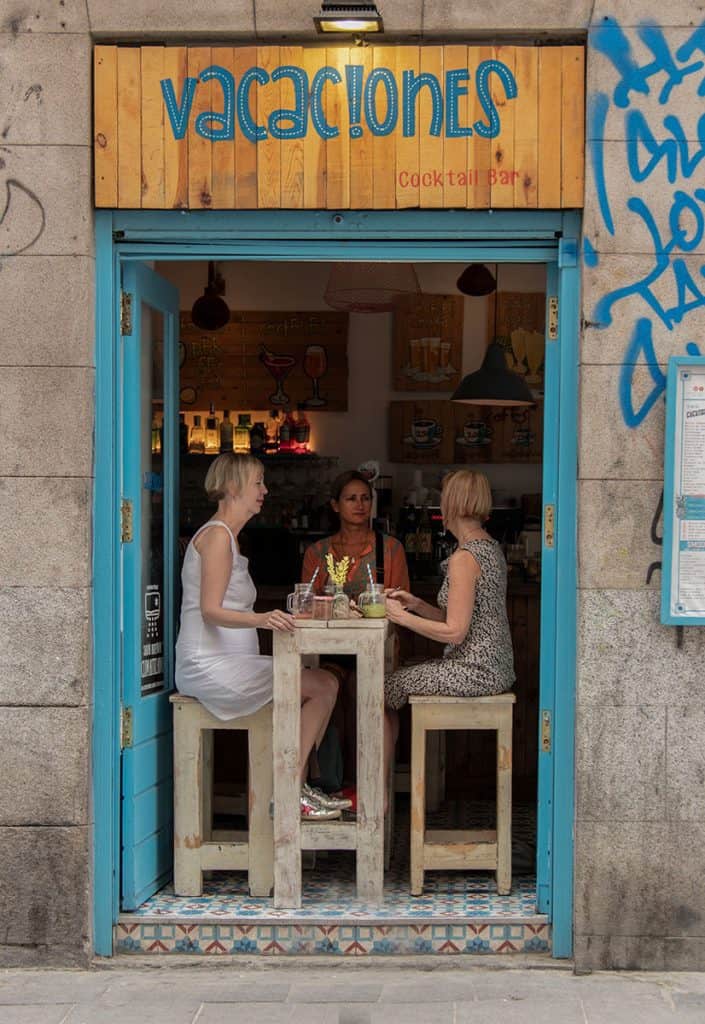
[303,344,328,407]
[259,345,296,406]
[510,328,528,375]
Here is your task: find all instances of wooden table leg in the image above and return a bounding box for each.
[273,632,302,908]
[356,635,385,904]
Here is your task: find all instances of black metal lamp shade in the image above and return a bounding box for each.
[191,261,230,331]
[451,342,534,406]
[314,1,384,33]
[456,263,497,296]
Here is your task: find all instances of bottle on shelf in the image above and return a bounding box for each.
[294,404,311,454]
[205,403,220,454]
[151,413,161,455]
[278,407,293,453]
[250,420,267,454]
[266,409,280,453]
[403,504,418,579]
[234,413,252,453]
[179,413,190,456]
[188,415,205,454]
[219,409,234,453]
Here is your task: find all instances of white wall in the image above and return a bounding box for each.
[157,260,545,504]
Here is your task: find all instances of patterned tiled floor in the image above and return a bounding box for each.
[116,800,550,956]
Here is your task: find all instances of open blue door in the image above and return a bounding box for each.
[120,262,179,910]
[536,261,559,917]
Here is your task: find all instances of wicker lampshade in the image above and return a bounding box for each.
[324,262,420,312]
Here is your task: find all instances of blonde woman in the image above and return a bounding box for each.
[383,470,515,779]
[175,452,346,820]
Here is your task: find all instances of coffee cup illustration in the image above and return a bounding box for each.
[512,427,533,448]
[411,417,441,445]
[463,419,493,445]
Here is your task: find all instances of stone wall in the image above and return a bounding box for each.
[1,0,702,968]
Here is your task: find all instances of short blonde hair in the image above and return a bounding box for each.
[440,469,492,524]
[204,453,263,502]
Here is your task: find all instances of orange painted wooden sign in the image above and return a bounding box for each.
[94,44,584,210]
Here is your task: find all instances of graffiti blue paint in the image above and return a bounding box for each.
[588,18,705,431]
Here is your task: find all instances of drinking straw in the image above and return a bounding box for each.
[366,562,375,590]
[309,566,319,588]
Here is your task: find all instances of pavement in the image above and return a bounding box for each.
[2,957,705,1022]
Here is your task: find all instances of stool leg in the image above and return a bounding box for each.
[496,710,513,895]
[410,711,426,897]
[425,730,446,813]
[173,711,203,897]
[384,754,395,872]
[201,728,213,842]
[248,716,274,898]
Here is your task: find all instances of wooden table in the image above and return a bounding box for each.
[272,618,389,909]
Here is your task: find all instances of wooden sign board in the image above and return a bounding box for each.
[487,291,546,395]
[452,400,543,464]
[94,44,585,211]
[389,400,454,464]
[178,310,348,411]
[393,294,463,392]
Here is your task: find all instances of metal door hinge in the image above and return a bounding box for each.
[121,705,133,749]
[544,503,555,548]
[120,290,133,335]
[120,498,133,543]
[541,709,552,753]
[547,297,559,340]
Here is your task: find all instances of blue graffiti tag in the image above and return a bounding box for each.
[588,18,705,429]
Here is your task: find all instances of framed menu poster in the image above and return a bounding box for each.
[662,356,705,625]
[393,294,463,391]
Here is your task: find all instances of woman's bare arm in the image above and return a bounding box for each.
[196,526,294,631]
[384,550,479,644]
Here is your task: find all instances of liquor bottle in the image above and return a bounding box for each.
[250,421,267,454]
[415,506,433,574]
[151,414,161,455]
[188,415,205,454]
[205,403,220,454]
[279,407,293,453]
[178,413,190,455]
[266,409,280,453]
[219,409,234,452]
[234,413,251,453]
[294,404,311,453]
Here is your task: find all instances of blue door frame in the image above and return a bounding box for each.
[93,208,580,958]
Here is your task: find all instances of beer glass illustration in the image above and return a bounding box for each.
[525,330,545,385]
[303,344,327,407]
[259,345,296,406]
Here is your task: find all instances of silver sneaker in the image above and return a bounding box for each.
[302,782,353,811]
[300,790,341,820]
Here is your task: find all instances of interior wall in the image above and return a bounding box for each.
[158,260,545,507]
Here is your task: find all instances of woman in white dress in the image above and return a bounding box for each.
[175,452,347,820]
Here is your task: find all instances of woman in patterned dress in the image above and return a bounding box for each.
[382,469,515,784]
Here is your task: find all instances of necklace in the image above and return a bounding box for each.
[332,532,371,565]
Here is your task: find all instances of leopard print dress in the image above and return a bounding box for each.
[384,539,515,710]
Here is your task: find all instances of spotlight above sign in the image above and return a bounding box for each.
[314,1,384,35]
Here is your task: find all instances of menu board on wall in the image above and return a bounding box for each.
[662,357,705,626]
[178,310,348,411]
[393,294,463,392]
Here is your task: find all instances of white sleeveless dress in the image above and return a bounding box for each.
[175,520,273,720]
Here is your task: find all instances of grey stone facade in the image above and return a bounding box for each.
[0,0,701,969]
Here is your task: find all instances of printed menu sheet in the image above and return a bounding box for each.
[668,364,705,621]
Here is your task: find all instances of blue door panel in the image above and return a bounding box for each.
[120,261,179,911]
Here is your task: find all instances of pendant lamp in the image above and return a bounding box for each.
[456,263,497,297]
[451,264,534,406]
[323,261,420,313]
[191,261,230,331]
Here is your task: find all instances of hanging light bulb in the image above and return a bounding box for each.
[191,261,230,331]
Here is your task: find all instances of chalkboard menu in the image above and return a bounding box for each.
[178,310,349,411]
[662,356,705,625]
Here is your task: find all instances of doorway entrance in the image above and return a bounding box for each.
[94,209,579,958]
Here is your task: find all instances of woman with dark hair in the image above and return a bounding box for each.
[301,470,409,599]
[301,470,409,786]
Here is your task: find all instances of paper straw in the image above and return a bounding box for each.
[366,562,375,590]
[309,566,319,588]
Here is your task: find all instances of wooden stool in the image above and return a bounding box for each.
[170,695,273,898]
[409,693,516,897]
